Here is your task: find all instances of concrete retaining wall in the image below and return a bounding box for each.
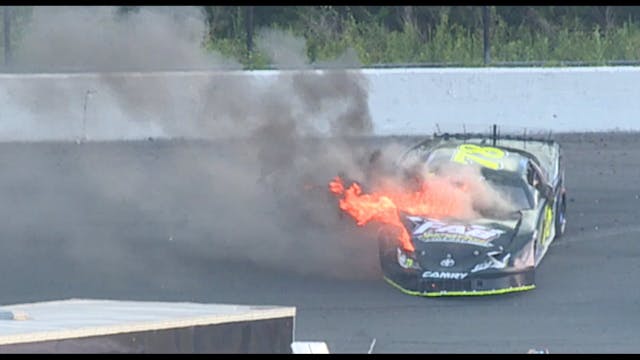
[363,67,640,135]
[0,67,638,141]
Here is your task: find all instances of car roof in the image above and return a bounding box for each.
[427,142,530,175]
[401,139,534,178]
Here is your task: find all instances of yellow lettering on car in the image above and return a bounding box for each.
[541,204,553,246]
[452,144,506,170]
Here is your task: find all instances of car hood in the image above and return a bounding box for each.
[408,214,520,249]
[405,214,522,272]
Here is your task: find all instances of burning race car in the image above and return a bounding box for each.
[329,129,567,296]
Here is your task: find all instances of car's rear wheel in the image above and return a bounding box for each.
[555,191,567,239]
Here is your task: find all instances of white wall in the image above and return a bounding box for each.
[363,67,640,135]
[1,67,638,141]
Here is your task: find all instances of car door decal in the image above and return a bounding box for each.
[540,203,553,247]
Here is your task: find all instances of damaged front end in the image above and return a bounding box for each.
[378,217,536,297]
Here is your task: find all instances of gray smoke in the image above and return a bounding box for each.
[2,6,390,287]
[12,6,238,71]
[414,161,521,220]
[373,146,522,221]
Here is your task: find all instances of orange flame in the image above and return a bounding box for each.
[329,175,474,253]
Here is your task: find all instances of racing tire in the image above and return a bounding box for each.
[554,192,567,239]
[378,232,397,273]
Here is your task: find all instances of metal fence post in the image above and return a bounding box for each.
[483,6,490,65]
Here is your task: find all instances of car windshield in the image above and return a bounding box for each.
[482,171,533,211]
[421,150,534,213]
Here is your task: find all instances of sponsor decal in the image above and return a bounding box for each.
[471,253,511,273]
[439,254,455,268]
[422,271,468,280]
[541,204,553,247]
[420,233,495,247]
[471,261,493,273]
[409,218,505,247]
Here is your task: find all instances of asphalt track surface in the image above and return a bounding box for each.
[1,132,640,353]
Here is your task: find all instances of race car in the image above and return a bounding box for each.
[374,131,567,296]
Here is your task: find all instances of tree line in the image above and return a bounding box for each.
[5,6,640,68]
[198,7,640,46]
[200,6,640,66]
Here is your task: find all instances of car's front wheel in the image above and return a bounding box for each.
[378,232,395,270]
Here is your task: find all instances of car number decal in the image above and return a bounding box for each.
[451,144,507,170]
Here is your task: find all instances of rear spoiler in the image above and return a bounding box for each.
[432,124,557,146]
